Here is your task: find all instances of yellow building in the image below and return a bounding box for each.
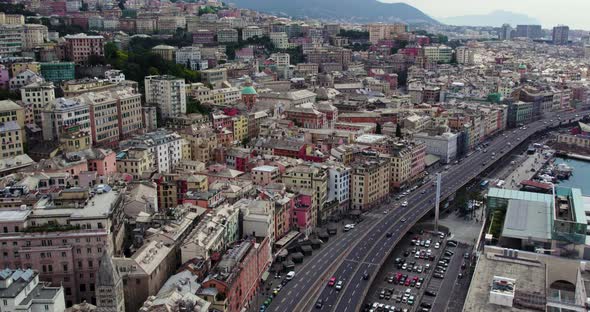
[181,126,218,163]
[351,158,390,211]
[0,13,25,25]
[283,164,328,224]
[0,100,25,128]
[116,147,155,180]
[232,115,248,143]
[0,121,23,159]
[59,130,91,153]
[181,139,192,160]
[388,144,412,189]
[10,62,40,76]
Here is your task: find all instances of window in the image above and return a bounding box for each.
[80,284,86,292]
[63,264,68,272]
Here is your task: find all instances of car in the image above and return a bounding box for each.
[401,201,408,207]
[464,252,470,259]
[458,273,463,279]
[363,272,370,280]
[403,250,410,257]
[344,224,352,231]
[421,190,426,194]
[315,299,324,309]
[335,280,343,290]
[386,232,393,238]
[402,263,407,270]
[401,218,407,222]
[425,290,437,297]
[383,210,388,214]
[328,277,336,286]
[434,242,440,249]
[424,264,430,271]
[421,302,432,308]
[415,282,422,289]
[433,273,444,279]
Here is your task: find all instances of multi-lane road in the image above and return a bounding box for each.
[267,110,587,312]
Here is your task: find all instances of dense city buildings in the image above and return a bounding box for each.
[1,1,590,311]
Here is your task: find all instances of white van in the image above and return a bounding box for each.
[286,271,295,280]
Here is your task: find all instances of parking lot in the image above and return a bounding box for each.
[362,226,466,312]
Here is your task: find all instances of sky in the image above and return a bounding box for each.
[379,0,590,30]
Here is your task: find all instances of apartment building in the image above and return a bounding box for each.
[22,24,47,50]
[242,26,263,41]
[350,158,390,211]
[144,75,186,119]
[120,130,183,173]
[180,204,240,263]
[64,33,104,64]
[116,147,155,180]
[0,268,65,312]
[0,187,125,307]
[368,23,407,43]
[201,68,227,88]
[327,163,351,213]
[41,97,91,142]
[20,81,55,125]
[283,164,329,225]
[251,165,280,186]
[217,28,238,43]
[175,46,201,70]
[199,238,271,312]
[270,32,289,49]
[181,126,218,163]
[113,241,177,312]
[423,45,453,63]
[0,25,24,56]
[0,121,24,159]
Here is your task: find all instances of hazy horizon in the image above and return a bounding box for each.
[379,0,590,30]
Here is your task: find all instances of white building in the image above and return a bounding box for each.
[455,46,474,65]
[217,28,238,43]
[175,46,201,71]
[0,268,66,312]
[242,26,263,41]
[120,130,183,173]
[41,97,91,141]
[104,69,126,83]
[9,69,42,91]
[0,25,24,56]
[414,132,459,164]
[180,204,239,263]
[270,32,289,49]
[144,75,186,119]
[233,198,275,244]
[327,164,351,212]
[20,81,55,125]
[423,45,453,63]
[22,24,47,50]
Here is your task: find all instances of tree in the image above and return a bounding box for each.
[186,98,210,115]
[395,124,403,138]
[375,123,382,134]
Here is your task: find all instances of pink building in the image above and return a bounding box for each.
[410,142,426,180]
[64,34,104,64]
[0,65,9,90]
[192,30,215,44]
[212,112,233,130]
[86,149,117,177]
[199,237,271,312]
[0,188,124,307]
[293,192,313,233]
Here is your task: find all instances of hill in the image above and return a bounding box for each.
[230,0,439,24]
[439,10,540,27]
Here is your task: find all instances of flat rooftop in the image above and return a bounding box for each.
[502,199,552,241]
[463,251,546,312]
[33,189,120,219]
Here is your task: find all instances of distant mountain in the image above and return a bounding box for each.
[439,10,540,27]
[229,0,439,25]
